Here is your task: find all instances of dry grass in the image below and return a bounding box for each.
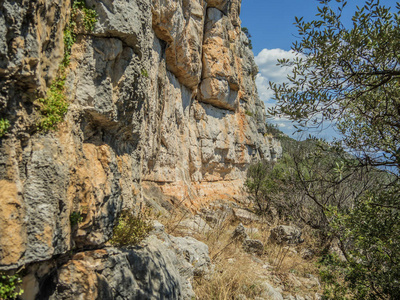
[153,202,323,299]
[192,217,322,299]
[194,252,264,300]
[157,199,192,236]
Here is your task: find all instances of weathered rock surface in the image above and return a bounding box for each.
[0,0,281,297]
[232,223,249,242]
[21,228,211,300]
[242,238,264,256]
[259,282,284,300]
[269,225,304,245]
[233,207,261,224]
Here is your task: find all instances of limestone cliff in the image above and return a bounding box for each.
[0,0,281,297]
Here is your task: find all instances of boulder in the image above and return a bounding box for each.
[170,236,211,276]
[269,225,304,245]
[259,282,284,300]
[178,215,212,235]
[242,239,264,256]
[233,208,260,224]
[231,223,249,242]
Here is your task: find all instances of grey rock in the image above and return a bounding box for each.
[270,225,304,245]
[30,233,211,300]
[242,239,264,256]
[233,208,261,224]
[232,223,249,242]
[178,215,212,235]
[259,282,284,300]
[170,236,211,277]
[301,248,314,260]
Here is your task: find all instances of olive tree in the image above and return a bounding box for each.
[268,1,400,298]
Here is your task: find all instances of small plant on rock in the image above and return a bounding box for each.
[37,0,98,131]
[0,273,23,299]
[70,211,83,226]
[37,75,69,131]
[110,209,153,246]
[0,118,10,137]
[245,110,254,117]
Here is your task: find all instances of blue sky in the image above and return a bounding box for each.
[240,0,396,138]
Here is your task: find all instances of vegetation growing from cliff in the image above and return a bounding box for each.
[0,273,23,299]
[0,118,10,137]
[63,0,98,66]
[241,27,253,49]
[260,0,400,298]
[37,0,98,132]
[70,211,84,226]
[110,209,154,246]
[37,75,69,131]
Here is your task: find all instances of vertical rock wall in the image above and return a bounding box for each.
[0,0,281,291]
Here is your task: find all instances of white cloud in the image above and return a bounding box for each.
[254,48,338,140]
[255,48,298,105]
[255,48,298,85]
[254,48,302,136]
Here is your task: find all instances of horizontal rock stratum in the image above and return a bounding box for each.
[0,0,281,298]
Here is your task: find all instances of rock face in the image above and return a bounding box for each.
[0,0,281,297]
[22,229,211,300]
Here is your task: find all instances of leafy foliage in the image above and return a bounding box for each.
[241,27,253,49]
[73,0,98,32]
[327,191,400,299]
[0,118,10,137]
[63,0,98,66]
[267,1,400,298]
[110,209,153,246]
[0,273,23,299]
[245,160,277,213]
[269,0,400,171]
[141,69,149,78]
[37,75,69,131]
[245,110,254,117]
[70,211,83,226]
[38,0,98,131]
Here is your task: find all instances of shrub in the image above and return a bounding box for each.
[0,118,10,137]
[0,273,23,299]
[110,209,153,246]
[70,211,83,226]
[141,69,149,78]
[63,0,98,66]
[241,27,253,49]
[36,75,69,131]
[37,0,98,130]
[245,110,253,117]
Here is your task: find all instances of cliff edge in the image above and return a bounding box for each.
[0,0,281,297]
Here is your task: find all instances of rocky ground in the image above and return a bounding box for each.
[157,199,324,300]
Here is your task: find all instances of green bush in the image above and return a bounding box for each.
[37,76,69,131]
[73,0,98,32]
[110,209,153,246]
[70,211,83,226]
[0,118,10,137]
[0,273,23,299]
[241,27,253,49]
[245,110,253,117]
[62,0,98,67]
[38,0,98,130]
[141,68,149,78]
